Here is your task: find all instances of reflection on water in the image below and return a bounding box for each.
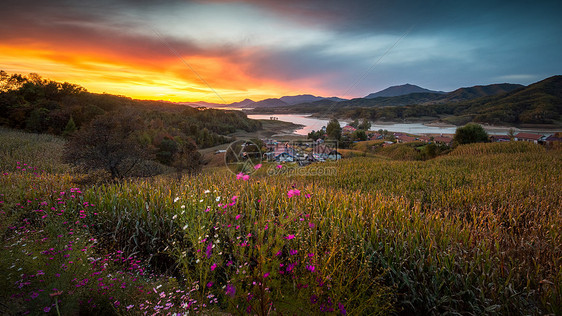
[248,114,559,136]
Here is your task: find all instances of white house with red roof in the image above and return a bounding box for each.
[514,132,543,143]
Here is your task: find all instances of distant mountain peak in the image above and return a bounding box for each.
[365,84,444,99]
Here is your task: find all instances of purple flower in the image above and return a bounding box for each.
[43,307,51,313]
[338,302,347,315]
[289,249,298,255]
[210,263,217,271]
[207,282,213,288]
[263,272,270,278]
[306,265,315,272]
[225,284,236,298]
[205,242,213,258]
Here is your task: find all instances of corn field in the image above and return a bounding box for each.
[1,128,560,315]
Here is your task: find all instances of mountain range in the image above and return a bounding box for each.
[245,76,562,127]
[180,94,346,108]
[365,83,444,98]
[180,83,525,110]
[247,82,525,112]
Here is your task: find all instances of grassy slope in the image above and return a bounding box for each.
[1,129,561,315]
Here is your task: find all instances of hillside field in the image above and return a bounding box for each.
[0,128,560,315]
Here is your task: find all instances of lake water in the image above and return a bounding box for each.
[248,114,560,136]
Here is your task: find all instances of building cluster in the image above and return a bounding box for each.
[256,129,560,164]
[263,139,341,163]
[365,128,561,147]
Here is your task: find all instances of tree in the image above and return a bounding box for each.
[453,123,489,145]
[172,138,201,180]
[351,129,367,141]
[508,128,516,141]
[62,116,77,137]
[358,119,371,131]
[349,119,360,129]
[63,112,149,180]
[307,130,323,141]
[326,118,342,141]
[156,137,179,165]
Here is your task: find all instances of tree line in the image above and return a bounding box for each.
[0,71,262,179]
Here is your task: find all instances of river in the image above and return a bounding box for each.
[247,114,560,136]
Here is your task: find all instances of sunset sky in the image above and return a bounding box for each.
[2,0,561,103]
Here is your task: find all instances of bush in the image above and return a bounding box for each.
[453,123,489,145]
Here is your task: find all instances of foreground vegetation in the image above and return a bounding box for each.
[1,128,560,315]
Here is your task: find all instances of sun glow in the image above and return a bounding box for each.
[0,43,322,103]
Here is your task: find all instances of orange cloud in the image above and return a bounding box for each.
[0,35,333,103]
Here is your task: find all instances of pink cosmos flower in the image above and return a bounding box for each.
[254,164,262,170]
[276,165,283,169]
[287,189,301,198]
[236,172,244,179]
[285,234,295,240]
[263,272,270,278]
[211,263,217,271]
[242,174,250,181]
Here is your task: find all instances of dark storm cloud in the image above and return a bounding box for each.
[2,0,562,97]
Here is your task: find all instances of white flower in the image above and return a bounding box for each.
[181,205,185,209]
[183,224,188,230]
[199,199,203,203]
[174,197,180,203]
[215,196,220,202]
[204,190,210,194]
[172,215,177,220]
[196,259,200,264]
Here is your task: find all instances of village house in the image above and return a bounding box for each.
[313,144,341,161]
[544,133,562,147]
[433,136,453,146]
[416,136,431,143]
[396,135,417,143]
[342,125,357,134]
[489,134,511,142]
[514,132,543,143]
[263,142,297,162]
